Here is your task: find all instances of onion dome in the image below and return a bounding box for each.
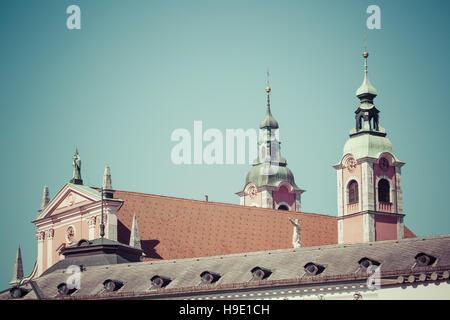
[356,51,378,99]
[245,163,300,189]
[259,85,279,129]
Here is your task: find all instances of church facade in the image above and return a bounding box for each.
[2,49,449,300]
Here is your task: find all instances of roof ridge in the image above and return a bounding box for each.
[112,189,337,219]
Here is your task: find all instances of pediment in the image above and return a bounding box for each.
[54,190,92,211]
[36,183,100,221]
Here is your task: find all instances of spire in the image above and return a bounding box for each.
[102,166,114,198]
[10,246,24,286]
[356,50,378,99]
[70,148,83,185]
[266,67,271,111]
[356,31,377,98]
[39,186,50,212]
[129,213,142,250]
[259,69,279,129]
[351,36,384,136]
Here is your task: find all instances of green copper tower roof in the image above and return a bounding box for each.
[243,83,301,191]
[259,86,279,129]
[343,133,397,160]
[341,50,401,162]
[245,163,300,189]
[356,52,378,97]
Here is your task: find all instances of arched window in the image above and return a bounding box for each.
[378,179,390,203]
[348,180,359,204]
[278,205,289,211]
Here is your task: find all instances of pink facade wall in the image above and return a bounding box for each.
[42,219,91,271]
[375,215,397,241]
[342,215,363,243]
[273,186,295,210]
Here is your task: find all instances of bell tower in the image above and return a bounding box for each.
[333,50,405,244]
[237,74,305,211]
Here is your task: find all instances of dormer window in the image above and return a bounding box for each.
[251,267,272,280]
[151,275,171,289]
[304,262,325,276]
[103,279,123,292]
[358,257,380,269]
[9,287,29,299]
[415,253,436,266]
[57,283,77,296]
[200,271,220,284]
[77,239,90,247]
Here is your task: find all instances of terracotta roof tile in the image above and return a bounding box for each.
[113,190,338,261]
[404,226,416,238]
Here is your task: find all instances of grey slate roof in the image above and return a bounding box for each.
[2,235,450,300]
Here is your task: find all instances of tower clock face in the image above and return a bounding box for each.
[379,158,389,171]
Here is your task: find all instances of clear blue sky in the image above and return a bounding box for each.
[1,0,449,289]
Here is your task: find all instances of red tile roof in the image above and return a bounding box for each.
[404,226,416,238]
[113,190,416,261]
[114,190,338,261]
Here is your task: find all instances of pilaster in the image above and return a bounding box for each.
[261,189,273,209]
[361,162,375,211]
[397,215,404,240]
[395,166,403,214]
[337,169,343,217]
[36,231,45,276]
[105,207,117,241]
[362,212,375,242]
[295,193,301,212]
[88,216,96,240]
[46,229,54,269]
